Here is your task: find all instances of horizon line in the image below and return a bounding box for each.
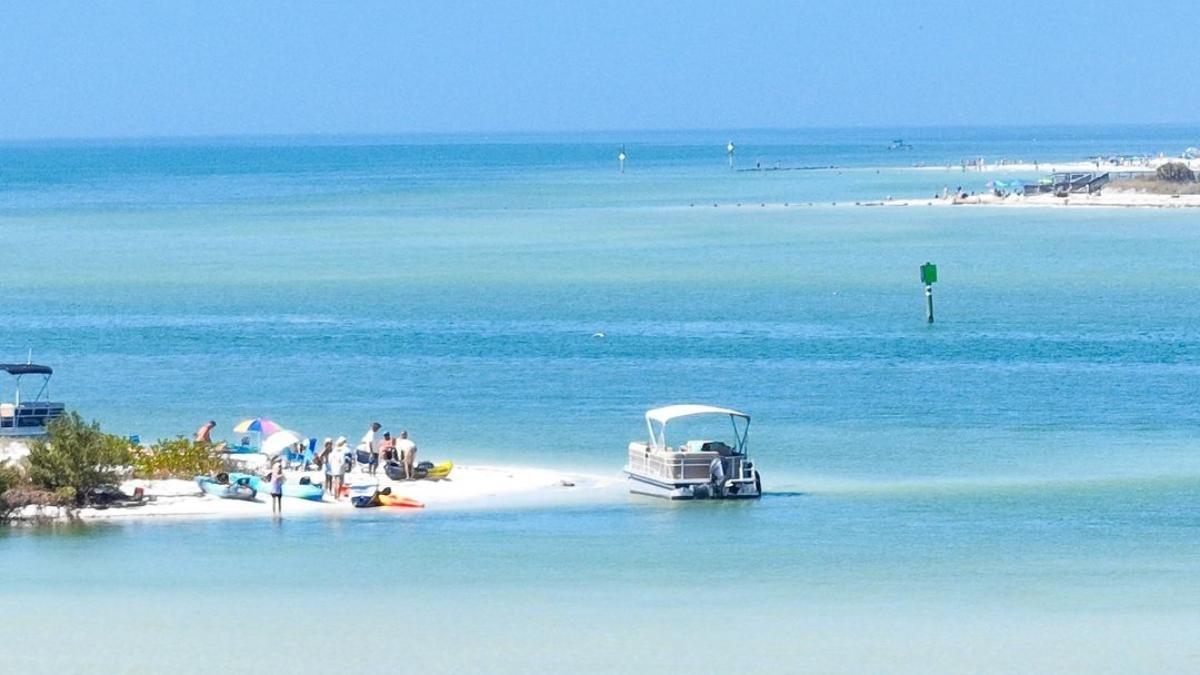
[1,121,1198,146]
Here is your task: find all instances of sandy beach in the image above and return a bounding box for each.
[7,464,621,522]
[3,437,619,520]
[906,155,1200,175]
[868,190,1200,209]
[909,160,1161,174]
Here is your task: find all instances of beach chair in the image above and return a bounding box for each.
[283,440,315,470]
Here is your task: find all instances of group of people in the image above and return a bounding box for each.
[358,422,418,478]
[192,419,420,508]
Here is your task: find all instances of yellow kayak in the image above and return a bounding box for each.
[385,460,454,481]
[424,461,453,481]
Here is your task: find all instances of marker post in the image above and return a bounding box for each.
[920,262,938,324]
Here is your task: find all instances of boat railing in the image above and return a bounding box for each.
[0,401,66,435]
[627,445,746,482]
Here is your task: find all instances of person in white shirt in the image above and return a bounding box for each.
[329,436,347,499]
[360,422,382,476]
[395,430,417,479]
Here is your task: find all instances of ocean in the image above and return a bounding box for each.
[2,126,1199,673]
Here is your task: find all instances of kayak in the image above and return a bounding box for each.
[196,475,257,500]
[223,443,259,455]
[425,461,453,481]
[227,472,324,501]
[384,460,453,482]
[378,492,424,508]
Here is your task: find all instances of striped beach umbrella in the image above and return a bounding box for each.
[233,417,283,436]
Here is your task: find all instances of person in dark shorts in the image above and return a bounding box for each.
[268,462,285,515]
[321,438,334,493]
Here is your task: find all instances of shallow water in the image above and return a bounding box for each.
[2,127,1199,672]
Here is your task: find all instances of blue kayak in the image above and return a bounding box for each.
[195,475,257,500]
[227,472,324,501]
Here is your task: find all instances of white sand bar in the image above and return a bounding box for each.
[69,464,622,522]
[869,190,1200,209]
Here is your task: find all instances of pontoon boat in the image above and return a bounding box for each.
[625,404,762,499]
[0,362,66,437]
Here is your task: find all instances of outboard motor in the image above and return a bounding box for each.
[709,457,726,497]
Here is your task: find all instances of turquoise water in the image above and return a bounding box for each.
[3,127,1200,673]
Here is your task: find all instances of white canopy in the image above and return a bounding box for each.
[645,404,749,425]
[261,429,305,455]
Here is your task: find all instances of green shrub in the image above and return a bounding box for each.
[0,462,22,494]
[132,437,225,479]
[27,412,131,506]
[0,462,29,520]
[1156,162,1195,183]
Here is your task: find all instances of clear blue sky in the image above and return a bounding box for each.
[2,0,1196,139]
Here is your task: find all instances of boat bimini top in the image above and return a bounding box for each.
[0,363,54,404]
[643,404,750,454]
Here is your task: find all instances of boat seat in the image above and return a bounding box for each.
[701,441,734,456]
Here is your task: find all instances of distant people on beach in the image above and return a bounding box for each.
[380,431,395,462]
[361,422,382,475]
[328,437,346,499]
[334,436,351,479]
[268,462,285,515]
[320,437,334,490]
[396,430,417,479]
[195,420,216,444]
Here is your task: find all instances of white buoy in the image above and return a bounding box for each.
[592,332,605,338]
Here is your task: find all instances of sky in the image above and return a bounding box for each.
[1,0,1198,139]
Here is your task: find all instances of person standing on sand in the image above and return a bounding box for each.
[195,420,216,444]
[361,422,381,476]
[268,462,285,515]
[395,430,417,479]
[330,437,348,498]
[321,438,334,494]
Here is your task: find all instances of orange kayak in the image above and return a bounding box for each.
[378,493,424,508]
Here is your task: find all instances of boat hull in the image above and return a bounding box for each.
[625,470,761,500]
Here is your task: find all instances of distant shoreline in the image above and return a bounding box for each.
[865,191,1200,209]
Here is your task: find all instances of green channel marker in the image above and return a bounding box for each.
[920,262,937,323]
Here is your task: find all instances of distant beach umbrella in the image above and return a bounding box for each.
[233,417,283,435]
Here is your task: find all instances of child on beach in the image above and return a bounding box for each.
[268,462,285,515]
